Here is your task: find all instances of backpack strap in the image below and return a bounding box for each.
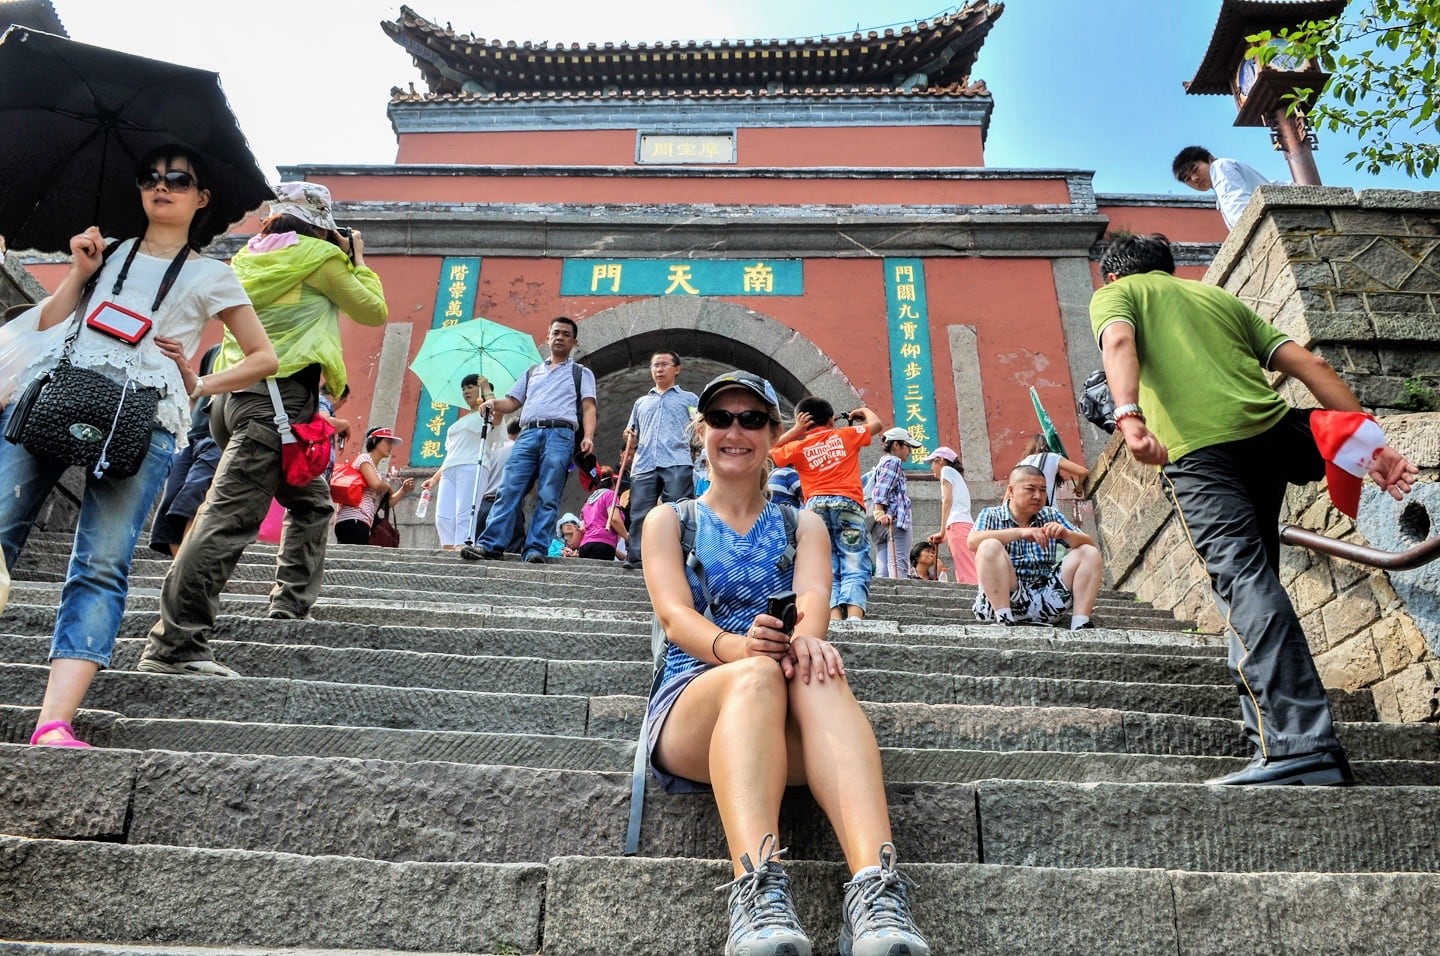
[572,362,584,445]
[625,499,798,855]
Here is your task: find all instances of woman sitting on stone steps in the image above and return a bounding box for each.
[642,370,929,956]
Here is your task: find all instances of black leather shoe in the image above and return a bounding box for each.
[1206,750,1355,787]
[524,552,547,564]
[622,560,642,571]
[459,547,502,561]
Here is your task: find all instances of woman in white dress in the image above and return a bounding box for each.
[422,373,496,549]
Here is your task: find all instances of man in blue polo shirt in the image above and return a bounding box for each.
[620,349,699,570]
[472,317,597,564]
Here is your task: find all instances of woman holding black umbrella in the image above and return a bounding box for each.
[0,145,278,747]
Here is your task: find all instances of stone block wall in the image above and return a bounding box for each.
[1088,187,1440,724]
[1212,186,1440,415]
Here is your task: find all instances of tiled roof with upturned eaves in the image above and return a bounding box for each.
[1185,0,1345,94]
[382,2,1003,100]
[0,0,66,37]
[386,80,992,105]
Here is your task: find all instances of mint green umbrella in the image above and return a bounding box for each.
[409,317,542,408]
[1029,387,1069,458]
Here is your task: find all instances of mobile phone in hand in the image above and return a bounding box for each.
[766,591,797,636]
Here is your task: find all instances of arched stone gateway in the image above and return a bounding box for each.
[569,296,866,487]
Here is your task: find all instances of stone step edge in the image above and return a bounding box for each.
[4,716,1438,781]
[0,602,1226,651]
[0,636,1243,695]
[3,837,1437,956]
[0,659,1311,726]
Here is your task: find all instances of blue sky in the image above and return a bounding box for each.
[57,0,1430,194]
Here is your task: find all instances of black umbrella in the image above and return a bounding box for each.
[0,27,273,252]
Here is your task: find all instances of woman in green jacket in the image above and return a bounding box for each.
[139,182,388,677]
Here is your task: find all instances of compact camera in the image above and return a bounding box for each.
[766,591,797,636]
[834,409,865,427]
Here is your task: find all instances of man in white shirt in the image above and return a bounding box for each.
[1173,145,1271,229]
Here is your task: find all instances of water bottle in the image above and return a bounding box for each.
[414,487,431,518]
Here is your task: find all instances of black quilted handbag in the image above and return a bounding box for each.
[4,358,160,480]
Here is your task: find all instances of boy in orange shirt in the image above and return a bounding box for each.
[771,397,884,619]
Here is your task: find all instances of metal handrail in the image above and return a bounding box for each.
[1279,524,1440,570]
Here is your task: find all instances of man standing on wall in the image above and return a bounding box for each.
[1091,232,1416,786]
[1173,145,1270,230]
[471,317,597,564]
[621,350,698,570]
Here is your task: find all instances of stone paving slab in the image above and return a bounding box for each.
[0,664,588,736]
[572,670,1375,731]
[1169,870,1440,956]
[0,637,552,695]
[0,747,978,865]
[0,711,632,771]
[977,780,1440,872]
[543,857,1180,956]
[0,600,1223,657]
[0,640,1270,719]
[6,713,1438,785]
[0,836,545,953]
[542,857,1440,956]
[584,696,1439,761]
[0,946,476,956]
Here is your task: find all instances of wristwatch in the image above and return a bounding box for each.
[1113,403,1145,424]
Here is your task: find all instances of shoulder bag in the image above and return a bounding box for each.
[330,459,366,507]
[368,492,400,548]
[266,378,334,487]
[3,242,187,481]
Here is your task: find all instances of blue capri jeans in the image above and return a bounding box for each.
[807,494,874,611]
[0,404,174,666]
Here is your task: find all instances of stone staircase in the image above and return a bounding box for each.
[2,533,1438,955]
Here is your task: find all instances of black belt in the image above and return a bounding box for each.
[525,419,576,430]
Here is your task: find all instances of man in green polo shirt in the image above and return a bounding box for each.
[1090,233,1416,787]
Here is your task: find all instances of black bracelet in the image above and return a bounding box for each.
[711,628,729,664]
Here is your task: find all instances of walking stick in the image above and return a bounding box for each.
[605,443,633,531]
[458,407,494,560]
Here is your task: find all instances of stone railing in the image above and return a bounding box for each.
[1087,186,1440,723]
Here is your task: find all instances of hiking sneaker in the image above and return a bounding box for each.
[716,834,811,956]
[840,843,929,956]
[136,657,241,678]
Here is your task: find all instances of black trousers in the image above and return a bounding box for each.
[1163,409,1340,760]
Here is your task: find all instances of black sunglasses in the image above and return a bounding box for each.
[702,408,775,430]
[136,169,197,191]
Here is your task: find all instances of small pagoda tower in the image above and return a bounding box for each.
[1184,0,1346,185]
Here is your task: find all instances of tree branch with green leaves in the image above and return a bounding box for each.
[1246,0,1439,177]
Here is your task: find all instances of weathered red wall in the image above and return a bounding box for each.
[351,251,1074,476]
[394,125,985,168]
[1099,204,1228,244]
[923,258,1077,470]
[316,172,1068,206]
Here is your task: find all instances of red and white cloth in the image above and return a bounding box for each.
[1310,411,1388,518]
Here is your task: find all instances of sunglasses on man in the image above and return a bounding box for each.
[136,170,197,191]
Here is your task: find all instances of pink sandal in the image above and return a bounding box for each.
[29,720,92,748]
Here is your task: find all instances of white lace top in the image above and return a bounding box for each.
[18,239,252,442]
